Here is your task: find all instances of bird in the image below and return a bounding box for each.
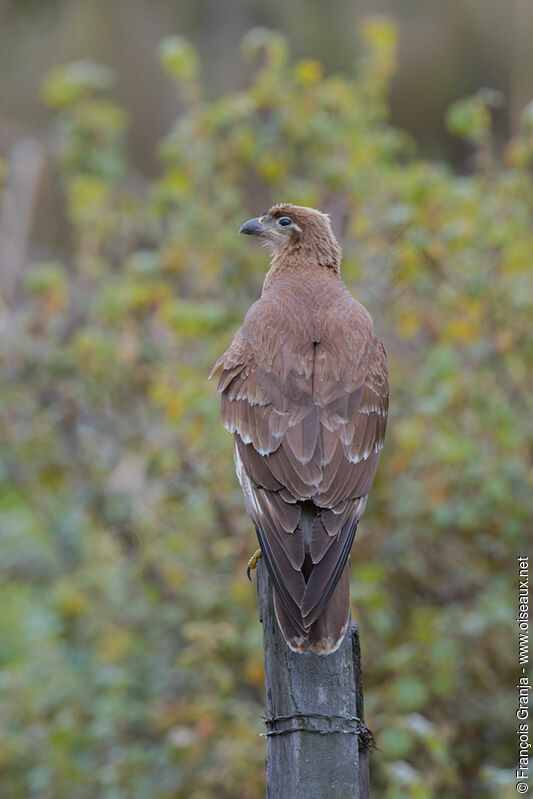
[210,204,388,654]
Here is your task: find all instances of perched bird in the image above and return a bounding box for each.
[211,204,388,654]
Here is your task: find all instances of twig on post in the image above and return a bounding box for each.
[256,559,371,799]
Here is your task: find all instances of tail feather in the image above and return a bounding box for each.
[273,563,351,654]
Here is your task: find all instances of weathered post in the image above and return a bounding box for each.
[256,560,372,799]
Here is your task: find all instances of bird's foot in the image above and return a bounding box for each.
[246,548,262,581]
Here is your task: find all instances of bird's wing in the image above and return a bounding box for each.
[211,296,388,635]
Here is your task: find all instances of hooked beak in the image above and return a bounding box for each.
[238,217,264,236]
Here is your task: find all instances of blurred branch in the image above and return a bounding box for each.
[0,137,46,305]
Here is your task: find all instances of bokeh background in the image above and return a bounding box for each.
[1,2,532,798]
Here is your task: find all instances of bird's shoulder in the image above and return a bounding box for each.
[211,270,385,399]
[243,270,375,349]
[209,326,251,386]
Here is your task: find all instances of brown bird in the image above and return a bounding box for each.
[211,204,388,654]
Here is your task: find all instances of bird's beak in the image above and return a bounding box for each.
[238,217,264,236]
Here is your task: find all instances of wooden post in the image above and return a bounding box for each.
[256,560,372,799]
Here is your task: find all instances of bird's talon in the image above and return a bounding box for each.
[247,548,262,580]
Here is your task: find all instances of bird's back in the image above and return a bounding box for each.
[242,267,376,411]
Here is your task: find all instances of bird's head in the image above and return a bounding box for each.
[238,204,342,272]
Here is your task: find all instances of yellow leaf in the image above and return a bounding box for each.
[244,655,264,687]
[446,318,478,342]
[294,59,324,84]
[397,309,419,340]
[98,627,133,664]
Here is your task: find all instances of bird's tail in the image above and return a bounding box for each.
[273,563,351,655]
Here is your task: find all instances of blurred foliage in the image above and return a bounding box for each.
[1,19,530,798]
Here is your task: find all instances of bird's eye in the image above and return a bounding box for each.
[278,217,292,227]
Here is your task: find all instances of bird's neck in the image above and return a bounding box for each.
[263,241,341,293]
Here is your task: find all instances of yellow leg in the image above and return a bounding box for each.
[246,548,262,581]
